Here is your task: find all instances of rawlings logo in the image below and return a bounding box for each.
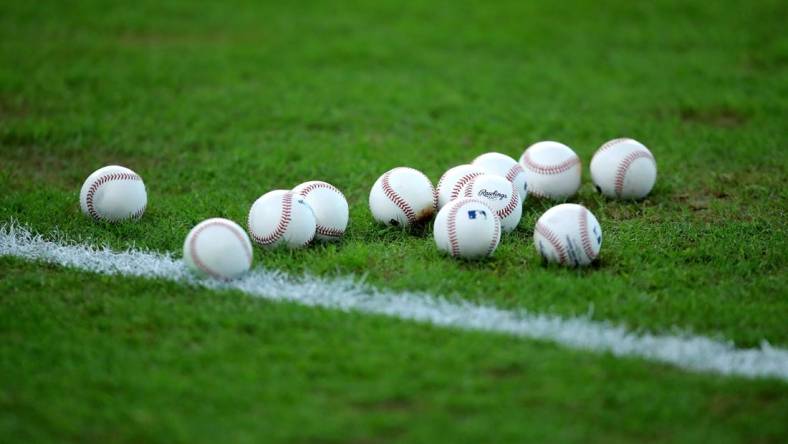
[477,189,508,201]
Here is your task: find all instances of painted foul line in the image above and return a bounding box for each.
[1,222,787,381]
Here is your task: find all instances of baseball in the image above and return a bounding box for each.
[434,198,501,259]
[183,218,253,280]
[519,141,581,200]
[472,152,528,201]
[461,174,522,232]
[533,203,602,267]
[369,167,436,227]
[590,138,657,199]
[292,180,349,241]
[435,164,485,209]
[79,165,147,222]
[248,190,316,249]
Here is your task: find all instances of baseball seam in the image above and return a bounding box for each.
[497,183,519,220]
[535,222,567,264]
[249,192,293,246]
[436,172,446,193]
[462,176,478,199]
[315,226,344,238]
[85,172,144,222]
[527,188,548,199]
[451,172,483,200]
[417,169,438,211]
[299,230,315,247]
[382,169,417,224]
[296,182,346,238]
[190,220,252,279]
[446,201,462,257]
[130,204,147,220]
[578,207,596,262]
[614,150,655,196]
[486,211,500,257]
[505,163,525,182]
[521,151,580,175]
[597,138,634,154]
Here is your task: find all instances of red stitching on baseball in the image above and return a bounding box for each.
[299,232,314,248]
[316,225,344,238]
[436,172,447,192]
[295,182,346,238]
[190,220,252,279]
[578,207,596,262]
[249,192,293,246]
[452,172,483,200]
[411,169,437,212]
[382,169,417,224]
[486,210,500,257]
[505,163,524,182]
[614,149,655,196]
[597,138,634,154]
[130,204,146,220]
[296,181,344,200]
[446,201,462,257]
[521,150,580,175]
[462,176,479,198]
[535,222,567,264]
[527,188,548,199]
[497,182,519,220]
[85,172,143,222]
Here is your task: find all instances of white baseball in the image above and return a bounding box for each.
[519,141,582,200]
[461,174,522,232]
[183,218,253,280]
[472,152,528,201]
[79,165,147,222]
[533,203,602,267]
[434,198,501,259]
[435,164,486,209]
[248,190,316,249]
[590,138,657,199]
[369,167,436,227]
[292,180,349,241]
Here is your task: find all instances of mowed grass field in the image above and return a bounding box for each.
[1,0,787,442]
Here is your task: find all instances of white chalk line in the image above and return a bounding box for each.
[1,222,787,381]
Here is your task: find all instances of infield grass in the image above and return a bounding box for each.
[1,0,787,442]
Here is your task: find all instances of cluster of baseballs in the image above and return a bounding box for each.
[76,138,655,275]
[514,138,657,201]
[369,138,657,264]
[184,177,350,279]
[78,166,348,279]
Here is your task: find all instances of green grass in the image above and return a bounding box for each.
[2,258,787,443]
[1,0,787,442]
